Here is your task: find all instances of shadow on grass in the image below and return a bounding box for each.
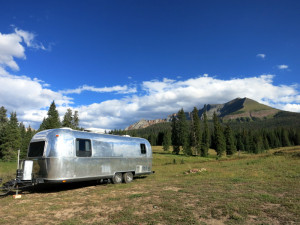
[0,180,105,197]
[31,180,109,194]
[1,176,148,197]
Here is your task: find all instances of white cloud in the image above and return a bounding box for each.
[1,71,300,130]
[256,53,266,59]
[60,84,137,94]
[283,104,300,112]
[0,31,25,70]
[0,28,47,71]
[0,72,72,125]
[68,74,300,129]
[14,28,46,50]
[277,64,289,70]
[142,78,175,93]
[0,27,69,127]
[0,28,299,130]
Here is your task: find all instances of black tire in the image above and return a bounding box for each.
[123,172,133,183]
[0,183,13,196]
[0,187,10,196]
[112,173,123,184]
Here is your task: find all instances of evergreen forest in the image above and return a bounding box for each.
[1,101,300,161]
[0,101,80,161]
[112,107,300,157]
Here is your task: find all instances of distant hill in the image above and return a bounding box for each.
[126,97,297,130]
[125,119,167,130]
[198,97,279,120]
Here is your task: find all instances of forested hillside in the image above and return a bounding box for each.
[1,98,300,161]
[116,107,300,157]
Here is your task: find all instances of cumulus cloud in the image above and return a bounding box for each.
[0,28,69,127]
[60,84,137,94]
[1,71,300,129]
[0,71,73,126]
[71,74,300,129]
[283,104,300,112]
[277,64,289,70]
[256,53,266,59]
[0,28,299,130]
[0,27,47,71]
[0,31,25,70]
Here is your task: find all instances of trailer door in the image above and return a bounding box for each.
[75,138,93,178]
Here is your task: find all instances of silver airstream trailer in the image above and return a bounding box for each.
[26,128,153,184]
[0,128,154,195]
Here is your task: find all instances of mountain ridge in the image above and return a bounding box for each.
[125,97,282,130]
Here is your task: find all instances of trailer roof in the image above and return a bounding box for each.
[32,128,148,143]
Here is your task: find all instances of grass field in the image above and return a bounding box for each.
[1,146,300,224]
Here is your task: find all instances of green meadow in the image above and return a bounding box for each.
[1,146,300,224]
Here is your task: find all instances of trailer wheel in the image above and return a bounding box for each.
[0,181,15,196]
[0,186,11,196]
[123,172,133,183]
[112,173,123,184]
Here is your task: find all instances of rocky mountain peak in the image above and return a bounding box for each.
[126,97,280,130]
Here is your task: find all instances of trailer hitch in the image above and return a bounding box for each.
[0,179,17,196]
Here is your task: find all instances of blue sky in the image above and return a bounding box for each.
[0,0,299,129]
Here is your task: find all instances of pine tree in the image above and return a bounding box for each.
[39,101,61,130]
[19,122,27,158]
[0,112,21,161]
[39,117,47,131]
[267,130,279,148]
[62,108,80,130]
[295,129,300,145]
[72,110,80,130]
[62,108,73,128]
[253,133,263,154]
[247,130,256,153]
[275,128,283,147]
[190,107,201,155]
[201,111,209,157]
[262,131,270,150]
[20,126,35,159]
[162,130,171,151]
[242,129,250,152]
[213,112,226,157]
[281,128,291,147]
[157,132,164,146]
[236,132,244,151]
[0,106,8,159]
[288,129,295,146]
[171,115,180,154]
[47,101,61,129]
[177,109,191,155]
[0,106,8,125]
[148,134,157,146]
[130,130,137,137]
[224,124,236,155]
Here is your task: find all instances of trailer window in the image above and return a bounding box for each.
[28,141,45,157]
[140,143,146,154]
[76,139,92,157]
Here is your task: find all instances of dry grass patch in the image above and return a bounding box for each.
[1,146,300,224]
